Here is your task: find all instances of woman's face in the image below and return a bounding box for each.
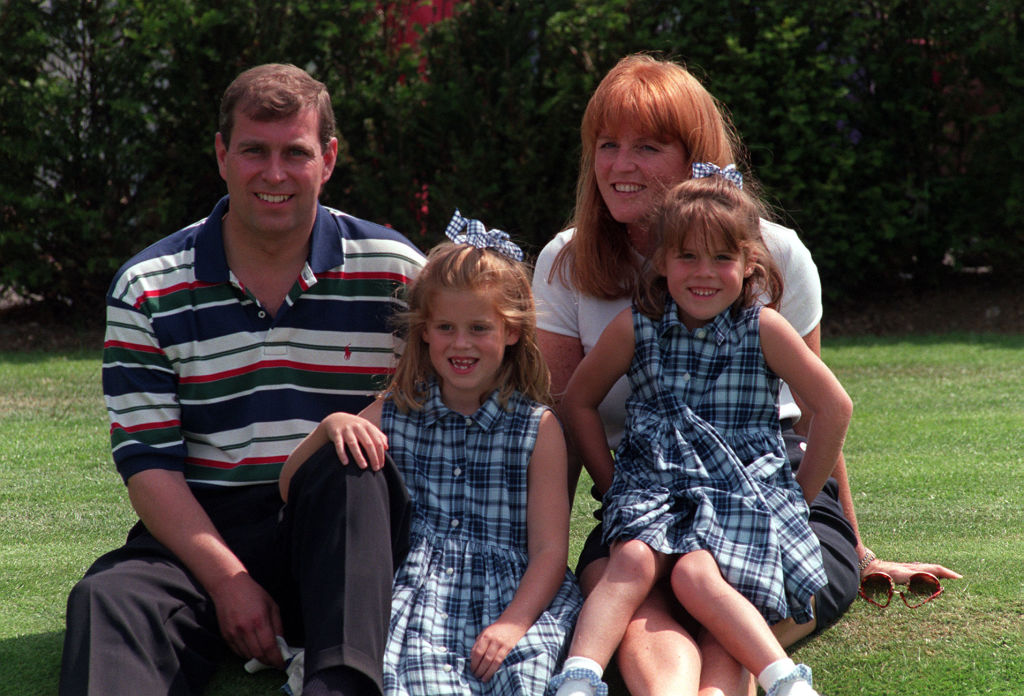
[594,124,688,233]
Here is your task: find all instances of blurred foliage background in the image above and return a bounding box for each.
[1,0,1020,314]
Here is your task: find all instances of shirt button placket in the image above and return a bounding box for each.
[450,415,469,534]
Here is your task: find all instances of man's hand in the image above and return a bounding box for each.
[210,571,285,669]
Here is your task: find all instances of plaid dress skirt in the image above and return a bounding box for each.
[381,386,582,695]
[603,304,826,625]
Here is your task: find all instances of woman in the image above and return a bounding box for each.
[533,53,960,695]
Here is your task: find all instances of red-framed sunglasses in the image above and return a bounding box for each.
[859,571,944,608]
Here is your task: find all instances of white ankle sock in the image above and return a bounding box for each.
[553,656,604,696]
[772,681,819,696]
[758,658,797,692]
[757,659,818,696]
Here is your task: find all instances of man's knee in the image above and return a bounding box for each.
[65,570,118,628]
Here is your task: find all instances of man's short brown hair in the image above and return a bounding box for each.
[219,63,335,151]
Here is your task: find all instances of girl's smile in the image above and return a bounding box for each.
[422,288,520,415]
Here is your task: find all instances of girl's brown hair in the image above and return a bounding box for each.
[385,242,551,412]
[552,53,759,299]
[634,176,783,320]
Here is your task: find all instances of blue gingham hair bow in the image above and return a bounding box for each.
[691,162,743,189]
[443,209,524,261]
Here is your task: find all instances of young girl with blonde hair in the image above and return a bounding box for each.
[549,169,853,696]
[282,211,582,695]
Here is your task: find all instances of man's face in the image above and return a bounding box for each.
[215,106,337,244]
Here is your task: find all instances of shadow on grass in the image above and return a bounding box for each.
[0,631,63,696]
[0,630,284,696]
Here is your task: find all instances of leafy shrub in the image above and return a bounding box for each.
[1,0,1019,313]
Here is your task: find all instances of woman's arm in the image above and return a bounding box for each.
[469,410,570,681]
[538,329,586,404]
[759,309,852,503]
[791,324,871,560]
[537,328,586,498]
[279,400,385,501]
[561,309,635,495]
[788,323,961,582]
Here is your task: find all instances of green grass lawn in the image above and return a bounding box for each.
[2,334,1022,695]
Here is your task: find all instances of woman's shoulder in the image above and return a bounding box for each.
[758,219,822,335]
[534,228,575,269]
[758,217,799,246]
[538,227,575,252]
[759,219,816,272]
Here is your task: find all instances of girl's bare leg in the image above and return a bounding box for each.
[669,550,786,676]
[568,540,669,667]
[579,557,750,696]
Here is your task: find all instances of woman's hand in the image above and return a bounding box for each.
[862,554,962,584]
[470,619,528,682]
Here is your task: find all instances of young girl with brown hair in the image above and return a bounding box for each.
[282,211,581,695]
[549,170,852,696]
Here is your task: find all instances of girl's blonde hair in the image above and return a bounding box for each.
[635,176,783,320]
[385,242,551,411]
[552,53,760,300]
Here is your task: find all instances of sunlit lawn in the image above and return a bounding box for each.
[2,334,1021,695]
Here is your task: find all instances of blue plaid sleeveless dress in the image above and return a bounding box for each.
[380,384,582,695]
[603,302,826,624]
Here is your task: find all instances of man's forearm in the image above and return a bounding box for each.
[126,468,248,594]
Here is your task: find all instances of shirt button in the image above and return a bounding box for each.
[258,310,267,319]
[695,328,706,339]
[450,519,460,528]
[464,417,472,426]
[453,467,462,476]
[443,664,453,672]
[445,567,454,575]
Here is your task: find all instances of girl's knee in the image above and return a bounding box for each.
[670,550,724,595]
[608,539,660,584]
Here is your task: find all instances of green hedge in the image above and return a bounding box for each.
[2,1,1020,312]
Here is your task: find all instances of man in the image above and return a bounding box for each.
[60,64,425,696]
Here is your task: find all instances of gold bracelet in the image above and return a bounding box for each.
[857,549,876,571]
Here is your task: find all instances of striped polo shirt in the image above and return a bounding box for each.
[103,196,425,487]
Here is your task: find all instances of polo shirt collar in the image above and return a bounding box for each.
[193,196,343,283]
